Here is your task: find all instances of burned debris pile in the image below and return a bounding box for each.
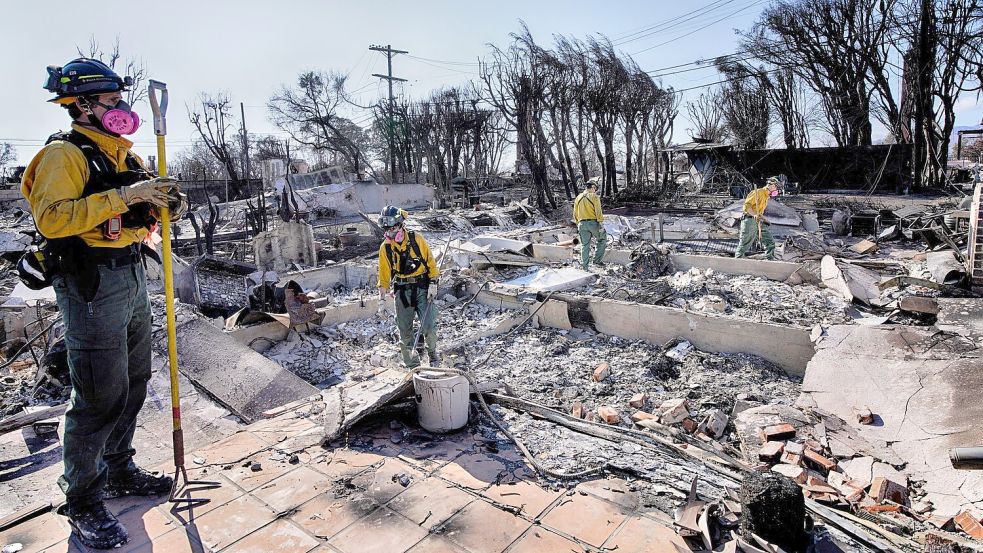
[2,174,982,552]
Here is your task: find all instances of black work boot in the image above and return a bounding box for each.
[103,467,173,499]
[59,500,128,550]
[428,350,441,367]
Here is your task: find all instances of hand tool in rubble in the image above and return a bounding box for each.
[409,238,452,366]
[149,79,221,505]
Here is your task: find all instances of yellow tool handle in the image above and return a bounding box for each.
[156,135,181,432]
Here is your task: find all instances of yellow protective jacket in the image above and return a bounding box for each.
[21,123,148,248]
[573,190,603,223]
[742,187,770,218]
[377,231,439,288]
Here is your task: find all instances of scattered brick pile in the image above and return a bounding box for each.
[573,362,731,440]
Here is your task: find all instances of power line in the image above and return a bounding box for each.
[406,56,479,75]
[611,0,733,41]
[613,0,741,45]
[406,54,480,67]
[632,0,767,55]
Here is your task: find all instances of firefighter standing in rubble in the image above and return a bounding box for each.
[20,58,186,549]
[377,206,441,368]
[573,177,607,270]
[735,176,780,260]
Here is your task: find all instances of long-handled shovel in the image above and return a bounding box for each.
[149,80,220,506]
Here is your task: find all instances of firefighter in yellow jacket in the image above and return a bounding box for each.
[377,206,440,368]
[735,177,780,260]
[573,178,607,270]
[20,58,185,550]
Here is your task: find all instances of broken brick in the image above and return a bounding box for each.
[780,452,802,466]
[803,449,837,472]
[630,411,656,422]
[703,409,728,439]
[843,488,865,503]
[806,473,827,486]
[592,362,611,382]
[681,417,698,433]
[628,393,648,409]
[803,439,824,453]
[761,423,796,442]
[827,473,866,503]
[783,441,804,455]
[571,402,585,419]
[771,463,806,484]
[862,504,901,513]
[869,476,908,505]
[953,511,983,540]
[658,398,689,425]
[597,406,621,425]
[758,441,785,463]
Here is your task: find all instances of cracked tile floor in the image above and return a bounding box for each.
[0,403,690,553]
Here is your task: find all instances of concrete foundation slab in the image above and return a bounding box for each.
[936,298,983,344]
[800,325,983,516]
[0,355,241,519]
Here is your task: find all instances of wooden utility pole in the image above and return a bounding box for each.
[370,44,408,183]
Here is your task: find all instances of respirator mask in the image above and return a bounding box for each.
[85,98,141,135]
[384,227,405,243]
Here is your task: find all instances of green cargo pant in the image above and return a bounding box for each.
[52,259,152,506]
[735,216,776,260]
[394,283,438,368]
[578,220,608,270]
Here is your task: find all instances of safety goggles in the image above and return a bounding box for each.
[379,215,400,228]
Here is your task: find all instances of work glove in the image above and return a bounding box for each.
[165,191,189,220]
[119,177,179,208]
[427,282,438,301]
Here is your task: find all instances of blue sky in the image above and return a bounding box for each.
[2,0,980,166]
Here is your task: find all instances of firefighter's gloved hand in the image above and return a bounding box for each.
[148,176,180,194]
[165,191,189,220]
[427,282,438,301]
[119,177,179,208]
